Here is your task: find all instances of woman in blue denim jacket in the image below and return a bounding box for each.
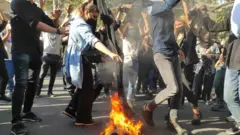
[63,3,122,126]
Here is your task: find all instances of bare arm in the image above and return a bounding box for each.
[94,42,122,62]
[39,0,45,9]
[138,20,143,36]
[0,12,7,21]
[118,22,129,39]
[142,12,150,36]
[181,0,191,28]
[2,28,11,42]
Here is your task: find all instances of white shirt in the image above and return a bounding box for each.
[122,38,138,65]
[42,32,61,55]
[231,0,240,38]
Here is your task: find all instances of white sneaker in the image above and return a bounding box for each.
[6,91,13,99]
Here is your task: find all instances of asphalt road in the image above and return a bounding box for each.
[0,76,231,135]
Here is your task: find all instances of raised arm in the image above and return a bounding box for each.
[11,0,65,34]
[151,0,180,15]
[142,12,150,36]
[77,23,122,62]
[2,26,11,42]
[0,12,7,32]
[181,0,191,28]
[203,14,230,32]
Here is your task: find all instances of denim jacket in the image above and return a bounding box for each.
[64,17,99,88]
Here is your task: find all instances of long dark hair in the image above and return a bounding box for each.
[77,2,99,18]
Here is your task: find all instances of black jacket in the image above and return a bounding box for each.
[180,29,199,66]
[203,13,240,70]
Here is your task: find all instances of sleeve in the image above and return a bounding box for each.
[0,21,7,32]
[41,11,55,27]
[212,44,220,60]
[195,45,201,58]
[151,0,180,16]
[77,23,100,47]
[11,0,40,29]
[203,13,230,32]
[231,0,240,38]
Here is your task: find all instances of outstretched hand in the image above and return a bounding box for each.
[109,53,122,62]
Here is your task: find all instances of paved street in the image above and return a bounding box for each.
[0,76,231,135]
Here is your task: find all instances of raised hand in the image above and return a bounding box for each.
[52,9,62,20]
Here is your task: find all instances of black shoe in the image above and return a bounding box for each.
[226,123,240,135]
[142,104,154,127]
[68,89,75,97]
[75,120,95,126]
[62,108,76,120]
[211,104,225,112]
[11,122,28,135]
[0,95,12,102]
[191,112,202,125]
[22,112,42,122]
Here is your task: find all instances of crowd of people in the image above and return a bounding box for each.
[0,0,239,135]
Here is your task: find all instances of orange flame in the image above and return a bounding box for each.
[101,93,143,135]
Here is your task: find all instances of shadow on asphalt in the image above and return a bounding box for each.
[0,90,231,135]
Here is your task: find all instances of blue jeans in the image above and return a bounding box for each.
[5,60,15,91]
[224,68,240,122]
[11,52,42,123]
[123,63,137,101]
[213,67,226,103]
[148,69,157,90]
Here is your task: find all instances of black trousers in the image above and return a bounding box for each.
[36,61,59,95]
[137,56,152,92]
[192,66,214,102]
[67,59,94,122]
[182,64,198,108]
[0,56,9,96]
[11,52,42,123]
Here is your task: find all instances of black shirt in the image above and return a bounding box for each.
[0,21,8,59]
[11,0,55,57]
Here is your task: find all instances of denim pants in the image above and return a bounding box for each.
[213,67,226,103]
[224,68,240,122]
[123,63,137,101]
[0,56,9,96]
[11,52,42,123]
[5,60,15,91]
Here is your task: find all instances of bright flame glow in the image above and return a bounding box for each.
[101,93,143,135]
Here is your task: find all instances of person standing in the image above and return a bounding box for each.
[224,0,240,134]
[0,10,11,102]
[141,0,188,134]
[36,11,62,98]
[10,0,67,134]
[63,3,121,126]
